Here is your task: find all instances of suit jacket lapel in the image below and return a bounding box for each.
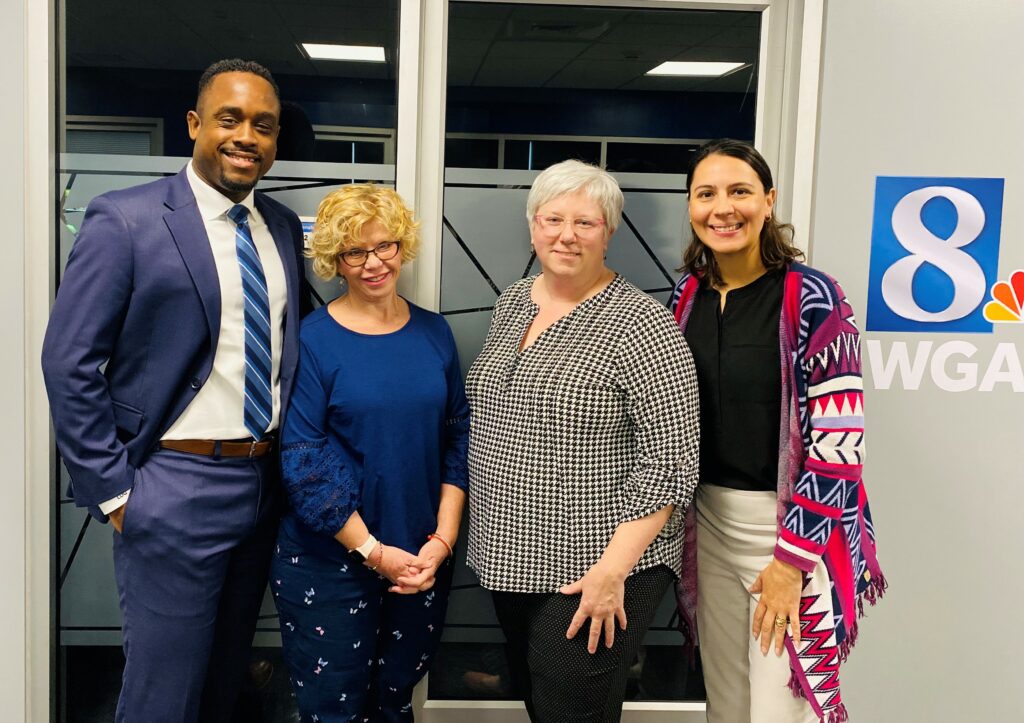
[256,194,302,410]
[259,198,300,312]
[163,169,221,344]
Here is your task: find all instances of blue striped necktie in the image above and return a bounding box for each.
[227,203,273,440]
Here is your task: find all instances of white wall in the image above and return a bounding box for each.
[4,0,54,717]
[812,1,1024,720]
[0,0,28,715]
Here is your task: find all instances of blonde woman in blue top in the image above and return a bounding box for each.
[271,185,469,722]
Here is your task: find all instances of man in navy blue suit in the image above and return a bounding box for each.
[42,59,305,722]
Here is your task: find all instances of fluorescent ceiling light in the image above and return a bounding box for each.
[302,43,385,62]
[646,61,745,77]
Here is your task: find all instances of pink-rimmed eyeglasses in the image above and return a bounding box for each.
[532,214,607,236]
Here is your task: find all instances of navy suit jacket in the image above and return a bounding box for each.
[42,168,306,521]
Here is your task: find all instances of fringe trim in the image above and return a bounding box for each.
[788,668,850,722]
[674,608,698,669]
[827,704,850,722]
[856,573,888,618]
[842,572,888,661]
[862,572,888,610]
[838,621,859,662]
[787,668,806,700]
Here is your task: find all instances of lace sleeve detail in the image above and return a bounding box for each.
[281,439,360,536]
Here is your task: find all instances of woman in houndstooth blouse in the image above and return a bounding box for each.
[466,160,701,722]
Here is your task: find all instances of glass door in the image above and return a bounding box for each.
[55,1,401,718]
[426,2,772,720]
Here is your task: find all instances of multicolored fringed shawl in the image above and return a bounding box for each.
[670,263,887,723]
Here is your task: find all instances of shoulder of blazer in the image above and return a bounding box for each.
[89,170,188,215]
[255,189,285,212]
[255,191,301,229]
[161,167,197,211]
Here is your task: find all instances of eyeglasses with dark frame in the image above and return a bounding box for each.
[338,241,401,268]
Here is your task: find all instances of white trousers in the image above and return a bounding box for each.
[696,484,818,723]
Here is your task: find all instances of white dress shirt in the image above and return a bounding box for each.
[100,163,289,515]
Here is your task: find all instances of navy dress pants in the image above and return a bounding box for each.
[272,516,453,722]
[112,448,279,723]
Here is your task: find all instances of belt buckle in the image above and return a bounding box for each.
[249,440,259,458]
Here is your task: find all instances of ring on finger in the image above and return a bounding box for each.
[774,615,787,629]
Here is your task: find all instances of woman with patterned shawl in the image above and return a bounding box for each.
[669,139,886,722]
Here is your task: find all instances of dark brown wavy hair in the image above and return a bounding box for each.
[681,139,802,287]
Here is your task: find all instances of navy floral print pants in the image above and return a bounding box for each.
[271,524,453,722]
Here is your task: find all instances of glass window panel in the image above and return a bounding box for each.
[314,139,387,164]
[66,129,153,155]
[503,139,601,170]
[606,141,700,174]
[445,137,501,169]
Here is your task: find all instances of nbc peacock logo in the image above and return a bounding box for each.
[983,270,1024,323]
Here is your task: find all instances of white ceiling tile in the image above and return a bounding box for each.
[545,60,647,90]
[473,56,562,87]
[487,40,591,61]
[448,16,505,42]
[64,0,758,101]
[601,23,723,46]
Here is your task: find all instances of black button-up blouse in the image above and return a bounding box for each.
[683,269,784,492]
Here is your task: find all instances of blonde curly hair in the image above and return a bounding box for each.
[307,184,420,281]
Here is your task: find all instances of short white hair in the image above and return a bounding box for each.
[526,159,623,235]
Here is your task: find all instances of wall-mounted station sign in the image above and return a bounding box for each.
[864,176,1022,392]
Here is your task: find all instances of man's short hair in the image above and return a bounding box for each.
[196,59,280,107]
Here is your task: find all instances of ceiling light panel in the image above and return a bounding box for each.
[302,43,386,62]
[646,61,745,77]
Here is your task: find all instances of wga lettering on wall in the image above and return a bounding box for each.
[864,176,1024,392]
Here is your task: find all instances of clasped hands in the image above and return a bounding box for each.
[371,537,450,595]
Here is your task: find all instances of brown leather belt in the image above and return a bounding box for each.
[159,438,274,458]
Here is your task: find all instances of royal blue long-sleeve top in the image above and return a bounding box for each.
[279,302,469,559]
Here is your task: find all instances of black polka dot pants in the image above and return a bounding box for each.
[491,565,674,723]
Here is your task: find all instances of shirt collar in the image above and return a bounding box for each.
[186,161,258,224]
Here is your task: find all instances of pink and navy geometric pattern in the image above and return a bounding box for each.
[671,263,886,723]
[788,590,843,717]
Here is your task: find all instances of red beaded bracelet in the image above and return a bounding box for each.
[427,532,453,558]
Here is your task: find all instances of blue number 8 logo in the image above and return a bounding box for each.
[867,177,1004,334]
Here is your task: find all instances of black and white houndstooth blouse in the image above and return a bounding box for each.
[465,274,701,593]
